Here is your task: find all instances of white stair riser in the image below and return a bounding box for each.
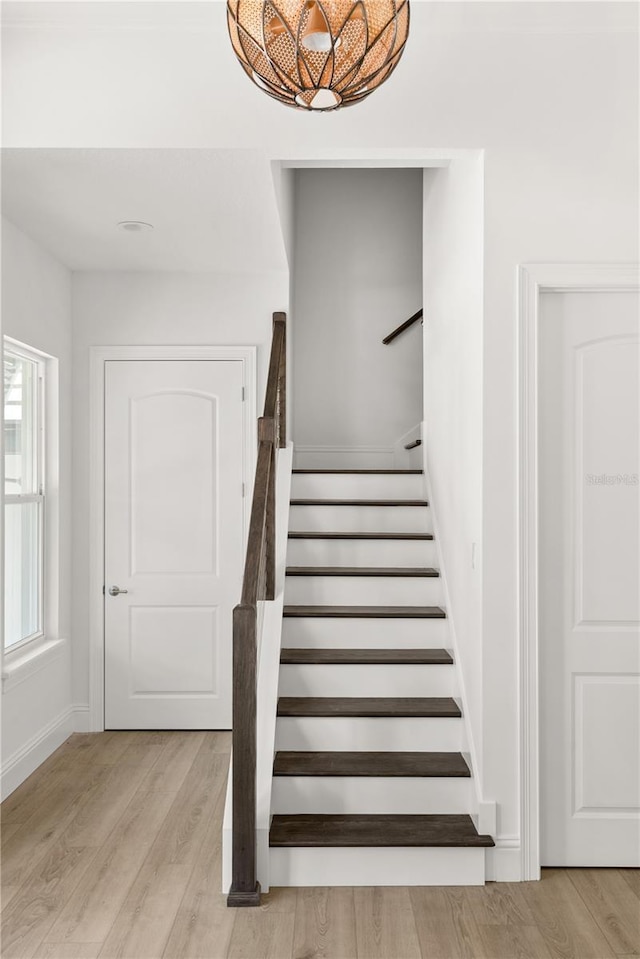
[289,505,432,534]
[278,664,454,698]
[291,474,424,500]
[275,717,464,752]
[269,846,485,887]
[281,617,449,649]
[271,776,472,814]
[284,575,442,606]
[286,538,436,568]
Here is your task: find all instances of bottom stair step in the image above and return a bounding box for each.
[270,814,494,848]
[269,844,488,887]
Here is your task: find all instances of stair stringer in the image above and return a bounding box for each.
[422,466,496,842]
[222,442,294,896]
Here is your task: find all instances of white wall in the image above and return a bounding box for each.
[3,0,638,875]
[70,270,288,711]
[1,217,74,796]
[422,156,484,791]
[293,168,423,466]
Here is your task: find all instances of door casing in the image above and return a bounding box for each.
[88,345,256,732]
[518,263,640,880]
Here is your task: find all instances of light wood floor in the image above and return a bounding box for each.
[1,732,638,959]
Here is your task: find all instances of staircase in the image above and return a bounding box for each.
[268,467,493,886]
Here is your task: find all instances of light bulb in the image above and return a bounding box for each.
[301,2,333,52]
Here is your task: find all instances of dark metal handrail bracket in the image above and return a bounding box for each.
[227,312,286,907]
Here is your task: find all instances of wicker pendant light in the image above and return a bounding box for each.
[228,0,410,111]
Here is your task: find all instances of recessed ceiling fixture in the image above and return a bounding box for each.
[117,220,154,232]
[227,0,410,112]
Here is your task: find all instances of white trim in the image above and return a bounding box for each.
[423,469,487,826]
[486,837,522,883]
[88,344,257,732]
[71,702,91,733]
[2,637,67,692]
[517,262,640,880]
[0,703,74,800]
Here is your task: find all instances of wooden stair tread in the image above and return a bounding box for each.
[291,498,429,507]
[269,814,494,848]
[280,649,453,665]
[283,605,446,619]
[288,531,434,540]
[292,469,423,475]
[273,751,471,777]
[277,696,461,717]
[286,566,439,578]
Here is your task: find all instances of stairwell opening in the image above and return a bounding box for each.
[290,167,424,469]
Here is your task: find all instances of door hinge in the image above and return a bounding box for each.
[242,483,246,497]
[102,585,105,595]
[242,386,245,401]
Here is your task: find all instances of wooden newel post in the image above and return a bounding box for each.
[258,417,276,601]
[227,603,261,907]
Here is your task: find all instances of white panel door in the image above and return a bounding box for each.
[539,291,640,865]
[104,360,244,729]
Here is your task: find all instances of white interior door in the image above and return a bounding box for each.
[539,290,640,865]
[104,360,245,729]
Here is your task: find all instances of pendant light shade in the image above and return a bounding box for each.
[228,0,410,111]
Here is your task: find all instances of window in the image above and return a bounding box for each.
[4,343,45,651]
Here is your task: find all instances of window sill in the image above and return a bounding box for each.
[2,637,68,693]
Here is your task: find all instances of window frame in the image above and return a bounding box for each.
[4,339,47,654]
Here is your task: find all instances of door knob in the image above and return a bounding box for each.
[108,586,129,596]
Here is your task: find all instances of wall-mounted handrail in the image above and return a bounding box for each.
[382,308,423,345]
[227,312,286,908]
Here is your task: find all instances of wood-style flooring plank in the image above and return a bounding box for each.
[2,822,23,843]
[136,731,206,796]
[473,921,555,959]
[525,869,617,959]
[144,745,229,868]
[2,885,22,909]
[162,863,234,959]
[46,788,177,945]
[226,910,295,959]
[0,839,97,958]
[293,887,357,959]
[1,765,111,887]
[33,944,102,959]
[568,869,640,957]
[117,742,167,768]
[354,888,421,959]
[97,863,192,959]
[459,881,538,926]
[62,763,151,848]
[409,887,483,959]
[1,765,69,826]
[619,869,640,900]
[52,734,131,769]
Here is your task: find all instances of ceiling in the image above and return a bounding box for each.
[1,148,288,273]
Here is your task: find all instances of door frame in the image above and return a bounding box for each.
[517,263,639,879]
[88,345,257,732]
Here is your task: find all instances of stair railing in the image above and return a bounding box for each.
[227,312,286,907]
[382,308,423,345]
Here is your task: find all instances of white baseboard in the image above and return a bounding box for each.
[71,703,91,733]
[294,446,395,469]
[1,705,74,800]
[486,837,523,881]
